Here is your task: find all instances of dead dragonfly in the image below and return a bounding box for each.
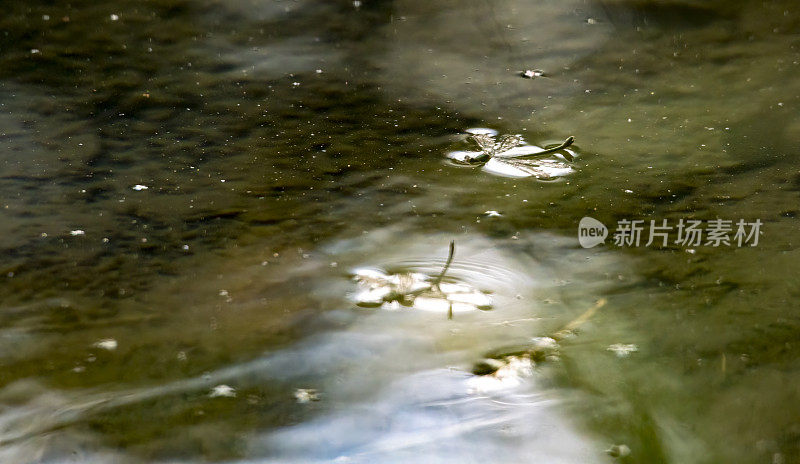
[455,133,575,165]
[352,241,492,319]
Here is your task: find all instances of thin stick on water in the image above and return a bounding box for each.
[471,298,607,375]
[551,298,606,341]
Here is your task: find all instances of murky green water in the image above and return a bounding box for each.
[1,0,799,462]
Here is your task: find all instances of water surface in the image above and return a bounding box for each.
[1,1,799,463]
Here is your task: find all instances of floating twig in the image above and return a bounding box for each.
[471,298,606,375]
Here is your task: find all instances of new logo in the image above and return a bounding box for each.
[578,217,608,248]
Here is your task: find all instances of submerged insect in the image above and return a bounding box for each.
[448,130,576,179]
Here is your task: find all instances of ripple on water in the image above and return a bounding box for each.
[350,266,494,313]
[348,240,540,314]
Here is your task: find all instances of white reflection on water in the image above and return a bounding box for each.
[246,369,606,464]
[0,232,622,463]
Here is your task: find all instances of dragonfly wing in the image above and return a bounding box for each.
[493,134,522,153]
[495,145,546,158]
[483,157,573,179]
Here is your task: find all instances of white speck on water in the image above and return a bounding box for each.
[110,14,120,21]
[182,244,189,250]
[132,184,148,191]
[607,343,638,357]
[93,338,118,351]
[42,15,50,21]
[484,210,502,217]
[102,237,109,243]
[606,444,631,458]
[177,351,187,361]
[521,69,543,79]
[624,189,633,193]
[30,49,40,54]
[686,249,696,254]
[209,385,236,398]
[219,290,229,297]
[70,230,85,236]
[353,0,362,8]
[292,82,301,87]
[294,388,320,403]
[315,69,323,74]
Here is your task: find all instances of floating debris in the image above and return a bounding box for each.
[472,337,559,376]
[606,444,631,458]
[448,130,576,179]
[467,354,534,394]
[520,69,544,79]
[470,300,606,381]
[351,242,493,317]
[209,385,236,398]
[607,343,638,358]
[93,338,117,351]
[70,229,85,236]
[294,388,320,403]
[484,210,502,217]
[132,184,148,191]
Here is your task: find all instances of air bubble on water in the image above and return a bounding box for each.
[209,385,236,398]
[294,388,320,403]
[93,339,118,351]
[607,343,638,358]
